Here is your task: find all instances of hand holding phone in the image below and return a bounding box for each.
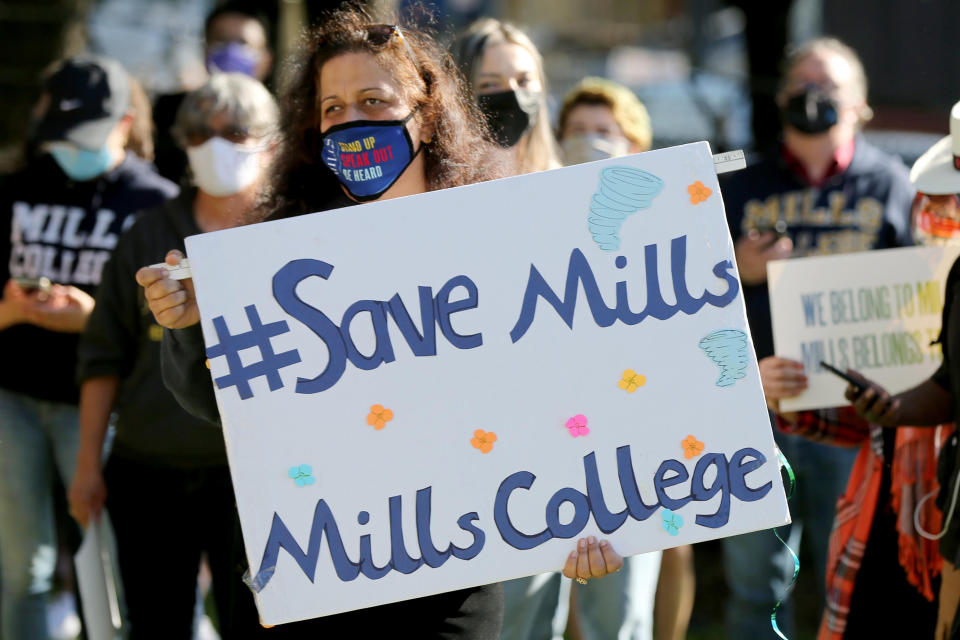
[12,276,52,294]
[819,361,868,395]
[819,361,901,426]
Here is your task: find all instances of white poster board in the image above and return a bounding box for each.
[186,141,790,625]
[769,245,959,412]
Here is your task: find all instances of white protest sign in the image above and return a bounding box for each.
[769,245,960,412]
[185,141,790,626]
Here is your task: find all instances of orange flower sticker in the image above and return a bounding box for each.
[471,429,497,454]
[687,180,712,204]
[366,404,394,430]
[682,435,705,459]
[618,369,646,393]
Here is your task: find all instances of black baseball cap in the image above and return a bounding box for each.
[34,55,130,150]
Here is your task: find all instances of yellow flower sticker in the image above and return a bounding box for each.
[618,369,646,393]
[682,435,705,459]
[366,404,394,430]
[471,429,497,454]
[687,180,712,204]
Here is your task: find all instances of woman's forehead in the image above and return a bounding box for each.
[318,51,397,96]
[477,42,537,78]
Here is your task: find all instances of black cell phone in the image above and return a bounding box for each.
[819,361,868,394]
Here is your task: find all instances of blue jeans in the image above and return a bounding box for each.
[0,388,80,640]
[500,552,662,640]
[722,430,857,639]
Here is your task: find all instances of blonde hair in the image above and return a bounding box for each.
[558,77,652,151]
[454,18,560,174]
[125,77,155,161]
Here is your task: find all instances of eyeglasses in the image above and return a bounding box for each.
[365,24,420,74]
[185,124,251,147]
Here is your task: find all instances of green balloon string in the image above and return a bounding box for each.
[771,448,799,640]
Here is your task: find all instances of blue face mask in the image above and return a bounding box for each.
[49,144,113,181]
[206,42,259,77]
[320,112,421,202]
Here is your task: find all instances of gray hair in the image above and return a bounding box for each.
[172,72,278,147]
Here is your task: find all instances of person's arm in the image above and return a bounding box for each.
[68,376,118,526]
[775,407,870,447]
[23,284,95,333]
[161,324,221,425]
[844,373,954,427]
[0,280,29,330]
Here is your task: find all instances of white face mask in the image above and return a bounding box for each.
[560,133,631,166]
[186,136,264,197]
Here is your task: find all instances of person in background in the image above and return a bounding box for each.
[453,17,560,174]
[68,73,278,639]
[553,76,694,640]
[773,102,960,639]
[0,55,177,640]
[720,37,915,638]
[153,1,273,185]
[556,76,652,165]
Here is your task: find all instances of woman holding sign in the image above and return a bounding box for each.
[136,8,623,636]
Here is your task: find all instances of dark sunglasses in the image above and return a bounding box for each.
[365,24,420,72]
[185,124,251,147]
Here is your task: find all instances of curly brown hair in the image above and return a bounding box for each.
[260,5,507,221]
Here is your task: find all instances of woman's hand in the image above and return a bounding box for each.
[0,279,34,329]
[22,284,95,333]
[844,369,901,427]
[734,231,793,285]
[758,356,807,412]
[937,560,960,639]
[68,462,107,527]
[562,536,623,581]
[135,250,199,329]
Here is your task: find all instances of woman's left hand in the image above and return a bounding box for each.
[562,536,623,580]
[23,284,95,333]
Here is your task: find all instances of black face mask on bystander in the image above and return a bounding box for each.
[478,89,541,148]
[782,88,840,135]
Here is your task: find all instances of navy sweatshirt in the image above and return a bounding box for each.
[721,136,915,359]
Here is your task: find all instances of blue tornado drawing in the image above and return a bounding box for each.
[588,166,665,251]
[699,329,749,387]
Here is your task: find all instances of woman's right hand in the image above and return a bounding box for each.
[844,369,900,427]
[135,250,199,329]
[68,463,107,528]
[0,279,32,330]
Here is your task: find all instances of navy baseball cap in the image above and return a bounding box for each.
[34,55,130,150]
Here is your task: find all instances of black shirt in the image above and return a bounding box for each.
[78,189,227,467]
[0,153,178,404]
[931,256,960,563]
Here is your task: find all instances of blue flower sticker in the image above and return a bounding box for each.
[661,509,684,536]
[288,464,315,487]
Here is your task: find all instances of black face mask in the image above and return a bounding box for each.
[782,88,840,135]
[478,89,541,148]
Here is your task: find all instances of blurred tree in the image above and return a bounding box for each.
[0,0,91,172]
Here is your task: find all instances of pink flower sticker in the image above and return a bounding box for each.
[565,414,590,438]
